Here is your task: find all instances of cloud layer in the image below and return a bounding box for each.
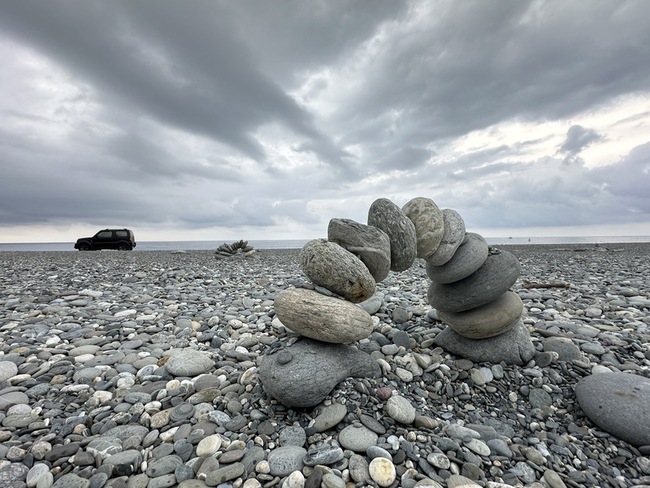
[1,0,650,241]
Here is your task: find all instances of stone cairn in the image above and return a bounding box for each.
[259,197,534,408]
[214,239,256,259]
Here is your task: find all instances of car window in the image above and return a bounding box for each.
[97,231,112,239]
[115,231,128,238]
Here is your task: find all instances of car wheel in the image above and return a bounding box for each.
[78,243,90,251]
[118,243,131,251]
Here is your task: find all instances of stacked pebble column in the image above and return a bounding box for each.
[259,196,534,408]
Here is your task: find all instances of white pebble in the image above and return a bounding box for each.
[369,457,396,487]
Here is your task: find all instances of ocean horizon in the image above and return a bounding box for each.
[1,236,650,252]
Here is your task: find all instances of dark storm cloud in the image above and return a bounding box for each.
[1,0,650,238]
[559,125,603,157]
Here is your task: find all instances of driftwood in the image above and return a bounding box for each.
[522,280,571,289]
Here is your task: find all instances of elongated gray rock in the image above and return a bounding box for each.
[367,198,417,272]
[259,339,381,407]
[402,197,444,260]
[433,320,535,365]
[274,288,373,343]
[428,249,520,313]
[575,372,650,446]
[427,209,466,266]
[300,239,375,303]
[426,233,489,284]
[327,218,391,282]
[438,290,523,339]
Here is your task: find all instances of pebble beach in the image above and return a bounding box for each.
[1,244,649,488]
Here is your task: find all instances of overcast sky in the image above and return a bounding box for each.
[2,0,650,243]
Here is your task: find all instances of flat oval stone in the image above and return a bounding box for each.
[367,198,417,272]
[384,395,416,424]
[428,250,520,313]
[165,350,214,377]
[299,239,376,303]
[267,446,307,476]
[438,291,523,339]
[338,424,378,452]
[426,233,488,284]
[274,288,373,343]
[402,197,444,259]
[311,403,348,432]
[328,218,391,282]
[427,209,466,266]
[368,457,396,487]
[575,372,650,446]
[303,445,344,466]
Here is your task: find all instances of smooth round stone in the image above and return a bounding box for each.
[575,372,650,446]
[328,218,391,282]
[267,446,307,476]
[165,350,214,377]
[402,197,444,259]
[303,445,344,466]
[529,388,553,408]
[433,320,535,366]
[384,395,416,424]
[428,250,520,313]
[299,239,376,303]
[427,452,450,469]
[311,403,347,432]
[338,424,378,452]
[145,455,183,477]
[196,434,222,457]
[283,470,305,488]
[274,288,373,343]
[447,475,481,488]
[0,361,19,381]
[358,295,383,315]
[26,463,52,488]
[438,291,523,339]
[368,457,396,487]
[367,198,417,272]
[0,391,29,409]
[366,445,392,461]
[279,425,306,447]
[426,209,466,266]
[426,233,488,284]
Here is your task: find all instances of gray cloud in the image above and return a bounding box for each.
[1,0,650,239]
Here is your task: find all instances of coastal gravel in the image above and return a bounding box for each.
[0,244,649,488]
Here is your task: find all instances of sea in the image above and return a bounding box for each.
[1,236,649,252]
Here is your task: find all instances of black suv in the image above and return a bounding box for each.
[74,229,136,251]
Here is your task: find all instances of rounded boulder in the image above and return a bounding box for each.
[402,197,445,260]
[426,232,489,284]
[274,288,373,343]
[438,290,523,339]
[428,250,520,313]
[427,209,466,266]
[367,198,417,272]
[300,239,376,303]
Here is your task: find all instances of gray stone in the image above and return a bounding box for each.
[0,463,29,486]
[428,250,520,313]
[543,337,583,362]
[426,233,488,284]
[349,454,371,484]
[529,388,553,408]
[204,462,245,485]
[103,450,142,476]
[367,198,417,272]
[279,425,306,447]
[433,320,535,366]
[267,446,307,476]
[328,218,391,282]
[0,361,18,381]
[0,391,29,410]
[426,209,466,266]
[338,424,379,452]
[312,403,348,432]
[51,473,90,488]
[575,372,650,446]
[358,295,383,315]
[145,455,183,477]
[165,349,214,377]
[303,445,344,466]
[402,197,445,259]
[299,239,376,303]
[438,291,523,339]
[259,339,380,407]
[384,395,416,424]
[274,288,373,343]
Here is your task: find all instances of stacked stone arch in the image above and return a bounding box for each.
[259,196,535,407]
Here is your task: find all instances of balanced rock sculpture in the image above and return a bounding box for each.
[259,195,534,408]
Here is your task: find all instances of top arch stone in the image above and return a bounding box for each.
[367,198,417,272]
[402,197,445,260]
